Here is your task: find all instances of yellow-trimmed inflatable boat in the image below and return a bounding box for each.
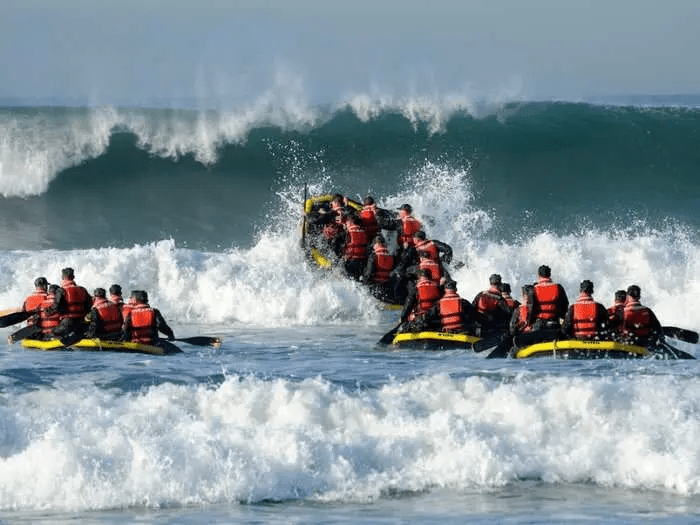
[391,330,481,350]
[513,339,650,359]
[21,338,182,356]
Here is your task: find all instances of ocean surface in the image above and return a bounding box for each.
[2,97,700,524]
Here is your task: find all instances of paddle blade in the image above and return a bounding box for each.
[176,336,222,348]
[379,324,401,345]
[0,310,32,328]
[663,326,699,344]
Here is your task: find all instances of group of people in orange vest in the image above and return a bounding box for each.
[305,193,664,350]
[10,267,175,345]
[402,262,664,350]
[305,194,453,306]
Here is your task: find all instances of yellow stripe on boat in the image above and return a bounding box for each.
[21,338,171,356]
[513,339,649,359]
[392,331,480,346]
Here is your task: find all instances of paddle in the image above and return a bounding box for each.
[379,323,402,345]
[485,337,515,359]
[301,184,308,249]
[662,326,699,345]
[0,309,33,328]
[658,341,696,360]
[472,330,506,353]
[7,324,42,344]
[174,336,221,348]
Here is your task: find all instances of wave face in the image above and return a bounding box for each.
[1,101,699,251]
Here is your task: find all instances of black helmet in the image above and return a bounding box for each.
[34,277,48,288]
[109,284,122,296]
[399,203,412,213]
[627,285,641,300]
[93,287,106,298]
[413,230,426,240]
[133,290,149,303]
[444,280,458,291]
[489,273,502,285]
[48,284,59,294]
[61,267,75,279]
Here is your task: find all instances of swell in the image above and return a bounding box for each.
[1,102,699,250]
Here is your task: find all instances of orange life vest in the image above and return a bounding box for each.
[533,279,563,321]
[24,290,47,325]
[414,239,439,261]
[93,297,123,335]
[129,304,156,344]
[39,294,61,334]
[419,258,442,283]
[514,304,534,333]
[371,244,394,283]
[439,290,464,332]
[622,299,654,340]
[399,216,422,247]
[476,286,503,315]
[360,205,380,241]
[61,281,90,320]
[571,293,599,339]
[344,223,368,260]
[414,278,441,316]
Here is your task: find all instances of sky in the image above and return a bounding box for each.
[1,0,700,107]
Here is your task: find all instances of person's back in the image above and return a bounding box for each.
[621,285,662,346]
[561,280,608,340]
[532,265,569,329]
[500,282,520,312]
[50,267,92,340]
[86,288,123,340]
[473,274,511,331]
[607,290,626,337]
[359,196,380,243]
[122,290,175,345]
[510,285,535,336]
[22,277,49,325]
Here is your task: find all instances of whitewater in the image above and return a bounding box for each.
[2,95,700,524]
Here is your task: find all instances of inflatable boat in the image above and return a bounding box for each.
[21,338,182,356]
[302,191,402,309]
[390,330,481,350]
[513,339,650,359]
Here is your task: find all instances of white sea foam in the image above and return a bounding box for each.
[2,371,700,511]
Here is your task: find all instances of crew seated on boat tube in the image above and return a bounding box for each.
[10,271,175,345]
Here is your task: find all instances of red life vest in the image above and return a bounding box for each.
[93,297,123,335]
[571,293,599,339]
[514,305,534,333]
[360,205,380,241]
[414,239,439,261]
[607,302,624,332]
[371,244,394,283]
[419,258,442,283]
[533,278,562,321]
[476,286,503,315]
[129,304,156,344]
[399,216,422,247]
[439,290,464,332]
[61,281,90,320]
[39,294,61,334]
[24,290,47,325]
[503,295,519,310]
[343,223,368,260]
[415,278,441,315]
[622,299,654,339]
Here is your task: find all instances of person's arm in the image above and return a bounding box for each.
[561,306,574,337]
[557,285,570,318]
[400,284,418,322]
[509,308,520,336]
[154,309,175,340]
[434,240,453,264]
[120,312,132,341]
[85,307,99,338]
[361,251,376,282]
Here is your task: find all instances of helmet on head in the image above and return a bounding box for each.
[363,195,374,205]
[109,284,122,296]
[34,277,48,288]
[399,204,412,213]
[500,282,511,294]
[48,284,59,294]
[614,289,627,301]
[489,273,502,285]
[61,267,75,279]
[93,287,106,298]
[413,230,426,240]
[444,280,458,291]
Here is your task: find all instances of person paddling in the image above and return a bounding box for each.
[121,290,175,345]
